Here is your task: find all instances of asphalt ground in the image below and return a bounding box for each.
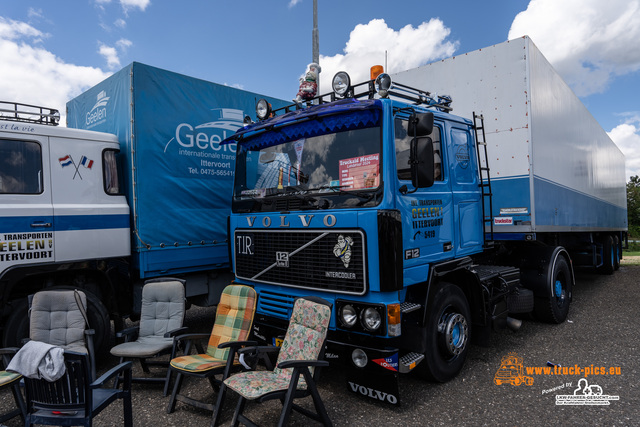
[2,265,638,426]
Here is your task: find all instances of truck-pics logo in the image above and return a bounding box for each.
[494,352,534,386]
[58,154,94,180]
[86,90,109,128]
[333,235,353,268]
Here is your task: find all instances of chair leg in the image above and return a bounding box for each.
[230,395,247,427]
[113,356,125,389]
[12,382,27,422]
[123,391,133,427]
[277,370,301,427]
[166,370,184,414]
[211,382,228,427]
[305,376,332,427]
[163,365,173,396]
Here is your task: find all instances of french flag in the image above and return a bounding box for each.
[80,156,94,169]
[59,155,73,167]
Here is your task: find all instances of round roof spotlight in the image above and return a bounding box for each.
[332,71,351,98]
[375,73,392,98]
[256,98,272,121]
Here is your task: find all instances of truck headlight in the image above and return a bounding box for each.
[332,72,351,97]
[352,348,368,368]
[361,307,382,331]
[256,98,272,120]
[340,304,357,327]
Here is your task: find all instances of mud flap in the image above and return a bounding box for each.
[345,350,400,406]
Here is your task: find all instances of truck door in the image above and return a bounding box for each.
[49,137,130,263]
[395,120,454,267]
[0,135,55,275]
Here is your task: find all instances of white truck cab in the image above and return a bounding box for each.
[1,102,129,353]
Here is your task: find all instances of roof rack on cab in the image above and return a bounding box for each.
[0,101,60,126]
[254,69,453,122]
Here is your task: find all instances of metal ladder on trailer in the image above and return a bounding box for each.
[473,112,494,245]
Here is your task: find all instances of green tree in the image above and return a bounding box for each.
[627,175,640,236]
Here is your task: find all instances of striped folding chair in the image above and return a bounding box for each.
[0,348,27,424]
[166,284,257,426]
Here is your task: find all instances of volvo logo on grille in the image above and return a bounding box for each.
[333,235,354,268]
[276,252,289,267]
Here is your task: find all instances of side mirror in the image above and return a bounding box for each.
[408,112,433,137]
[411,136,435,188]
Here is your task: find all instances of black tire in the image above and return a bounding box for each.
[533,256,572,323]
[613,235,621,271]
[82,290,112,358]
[2,297,30,348]
[415,282,471,382]
[600,235,615,275]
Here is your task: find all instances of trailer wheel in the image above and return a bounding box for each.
[416,282,471,382]
[533,256,572,323]
[2,298,30,348]
[600,235,615,275]
[613,235,621,271]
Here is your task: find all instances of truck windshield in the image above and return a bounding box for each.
[233,126,382,211]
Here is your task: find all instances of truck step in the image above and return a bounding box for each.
[399,352,425,373]
[400,302,421,313]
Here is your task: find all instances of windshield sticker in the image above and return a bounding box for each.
[339,154,380,190]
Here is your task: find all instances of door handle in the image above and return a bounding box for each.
[31,222,52,228]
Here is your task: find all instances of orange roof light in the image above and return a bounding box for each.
[370,65,384,80]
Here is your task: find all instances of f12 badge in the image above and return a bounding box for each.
[405,248,420,260]
[276,252,289,267]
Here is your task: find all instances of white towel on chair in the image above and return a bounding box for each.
[7,340,66,382]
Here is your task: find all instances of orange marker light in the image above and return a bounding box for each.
[370,65,384,80]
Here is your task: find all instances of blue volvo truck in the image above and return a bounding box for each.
[222,38,627,404]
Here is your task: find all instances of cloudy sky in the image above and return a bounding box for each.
[1,0,639,179]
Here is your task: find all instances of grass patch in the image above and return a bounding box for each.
[623,250,640,256]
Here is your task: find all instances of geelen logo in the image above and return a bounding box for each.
[169,108,241,154]
[85,90,109,128]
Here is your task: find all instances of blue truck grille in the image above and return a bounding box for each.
[234,229,367,295]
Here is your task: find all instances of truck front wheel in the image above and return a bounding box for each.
[416,282,471,382]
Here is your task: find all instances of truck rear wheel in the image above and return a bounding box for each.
[613,235,621,271]
[416,282,471,382]
[600,235,615,275]
[533,256,571,323]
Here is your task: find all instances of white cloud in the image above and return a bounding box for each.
[116,38,132,50]
[120,0,150,12]
[99,43,121,69]
[318,18,458,94]
[508,0,640,96]
[608,114,640,180]
[288,0,303,7]
[114,18,126,29]
[0,18,109,126]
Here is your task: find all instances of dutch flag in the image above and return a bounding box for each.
[80,156,94,169]
[59,155,73,167]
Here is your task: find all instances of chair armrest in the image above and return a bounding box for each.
[164,326,189,339]
[277,359,329,369]
[217,340,257,350]
[237,345,280,356]
[174,332,210,342]
[0,347,19,355]
[91,361,133,388]
[115,326,139,339]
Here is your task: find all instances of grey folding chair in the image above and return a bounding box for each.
[110,278,186,395]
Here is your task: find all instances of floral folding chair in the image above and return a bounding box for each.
[166,284,257,426]
[224,296,333,427]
